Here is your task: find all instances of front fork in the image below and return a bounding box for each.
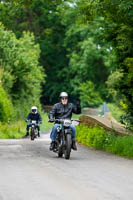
[56,126,72,149]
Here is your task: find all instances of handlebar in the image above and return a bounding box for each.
[49,118,80,123]
[25,120,42,123]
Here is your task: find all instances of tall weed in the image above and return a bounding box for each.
[76,124,133,158]
[0,113,52,139]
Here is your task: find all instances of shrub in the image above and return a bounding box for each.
[107,136,133,158]
[0,121,25,139]
[120,113,133,131]
[0,113,53,139]
[0,85,14,123]
[76,124,133,158]
[76,125,108,150]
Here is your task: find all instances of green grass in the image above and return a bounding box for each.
[0,120,26,139]
[0,113,53,139]
[76,124,133,158]
[0,112,81,139]
[107,103,124,122]
[107,136,133,157]
[40,113,53,132]
[72,113,83,118]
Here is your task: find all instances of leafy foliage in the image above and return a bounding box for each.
[0,84,14,122]
[0,120,26,139]
[79,81,102,107]
[0,1,114,105]
[76,124,133,158]
[0,0,133,129]
[107,103,124,122]
[73,0,133,126]
[120,113,133,131]
[107,136,133,158]
[76,125,108,150]
[0,23,45,120]
[0,113,52,139]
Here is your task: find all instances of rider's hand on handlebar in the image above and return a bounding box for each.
[25,119,28,122]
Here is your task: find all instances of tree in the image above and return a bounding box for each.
[0,84,14,122]
[0,0,118,106]
[79,81,102,107]
[0,23,45,118]
[0,0,70,104]
[59,4,115,104]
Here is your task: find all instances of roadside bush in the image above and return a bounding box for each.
[0,24,45,120]
[0,113,53,139]
[0,121,25,139]
[91,127,107,149]
[0,85,14,123]
[76,125,108,150]
[120,113,133,131]
[76,124,133,158]
[107,103,124,122]
[107,136,133,157]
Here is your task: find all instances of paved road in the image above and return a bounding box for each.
[0,132,133,200]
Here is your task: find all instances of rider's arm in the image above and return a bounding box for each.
[38,113,42,122]
[25,113,31,121]
[72,99,81,114]
[49,104,56,120]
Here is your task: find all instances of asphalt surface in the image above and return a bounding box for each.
[0,131,133,200]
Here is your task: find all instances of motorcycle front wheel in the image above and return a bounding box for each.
[65,134,72,160]
[31,128,35,140]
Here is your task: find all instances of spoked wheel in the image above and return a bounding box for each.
[65,134,72,160]
[31,128,35,140]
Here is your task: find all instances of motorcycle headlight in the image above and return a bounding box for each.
[64,119,71,127]
[31,120,36,124]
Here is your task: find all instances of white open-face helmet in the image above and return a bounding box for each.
[59,92,68,98]
[31,106,37,114]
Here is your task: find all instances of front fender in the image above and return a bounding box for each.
[65,128,72,134]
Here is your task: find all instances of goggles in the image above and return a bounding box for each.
[61,97,68,100]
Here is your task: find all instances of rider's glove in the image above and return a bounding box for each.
[25,119,28,122]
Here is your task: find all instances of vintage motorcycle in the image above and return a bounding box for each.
[49,118,80,159]
[30,120,39,141]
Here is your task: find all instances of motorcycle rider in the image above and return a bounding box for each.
[25,106,42,137]
[49,92,81,151]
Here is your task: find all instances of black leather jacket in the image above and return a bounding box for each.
[49,102,81,120]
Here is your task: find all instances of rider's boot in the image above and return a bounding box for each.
[23,131,29,138]
[72,140,77,151]
[49,141,55,151]
[38,131,40,137]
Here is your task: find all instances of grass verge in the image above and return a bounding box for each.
[0,113,53,139]
[76,124,133,158]
[107,103,124,122]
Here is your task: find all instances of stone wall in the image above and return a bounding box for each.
[79,115,132,136]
